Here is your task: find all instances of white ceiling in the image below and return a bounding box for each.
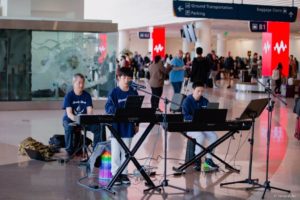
[85,0,300,39]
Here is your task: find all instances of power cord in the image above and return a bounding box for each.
[133,125,161,178]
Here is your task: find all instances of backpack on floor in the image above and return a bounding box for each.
[19,137,55,159]
[49,134,65,148]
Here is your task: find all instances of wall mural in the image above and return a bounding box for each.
[31,31,117,99]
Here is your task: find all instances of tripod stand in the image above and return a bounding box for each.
[145,98,189,194]
[220,98,268,188]
[67,125,91,163]
[134,86,188,194]
[220,115,259,187]
[251,79,290,199]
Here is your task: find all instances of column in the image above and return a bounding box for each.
[182,39,190,53]
[148,27,153,57]
[118,30,130,55]
[217,32,226,57]
[195,21,211,55]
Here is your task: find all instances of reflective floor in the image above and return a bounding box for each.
[0,80,299,200]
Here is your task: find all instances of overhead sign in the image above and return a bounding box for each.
[138,32,150,39]
[249,21,267,32]
[173,1,297,22]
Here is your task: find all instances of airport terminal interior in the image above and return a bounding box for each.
[1,0,300,199]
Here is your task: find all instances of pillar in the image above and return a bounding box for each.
[118,30,130,54]
[217,32,226,57]
[195,21,211,55]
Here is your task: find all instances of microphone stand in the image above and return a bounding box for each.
[133,86,189,195]
[250,78,290,199]
[220,111,259,187]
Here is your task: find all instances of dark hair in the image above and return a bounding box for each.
[277,62,283,70]
[121,55,126,60]
[118,67,133,78]
[196,47,203,55]
[154,55,161,64]
[73,73,85,82]
[192,81,204,89]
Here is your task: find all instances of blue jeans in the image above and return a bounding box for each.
[63,120,106,155]
[171,81,182,94]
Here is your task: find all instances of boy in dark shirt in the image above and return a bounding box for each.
[105,67,139,185]
[182,81,219,172]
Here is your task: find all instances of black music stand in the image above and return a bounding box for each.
[124,95,144,109]
[220,98,268,187]
[133,86,189,195]
[248,79,290,199]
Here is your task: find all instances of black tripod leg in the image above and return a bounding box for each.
[221,179,248,186]
[167,184,189,192]
[269,186,291,193]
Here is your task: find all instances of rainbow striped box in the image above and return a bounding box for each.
[98,150,112,181]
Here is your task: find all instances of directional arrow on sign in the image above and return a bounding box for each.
[178,6,184,12]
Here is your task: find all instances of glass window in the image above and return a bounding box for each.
[31,31,117,99]
[0,29,117,101]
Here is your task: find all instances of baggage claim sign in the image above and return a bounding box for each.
[173,1,297,22]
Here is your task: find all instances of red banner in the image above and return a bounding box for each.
[152,27,165,60]
[262,33,272,76]
[268,22,290,77]
[98,34,107,64]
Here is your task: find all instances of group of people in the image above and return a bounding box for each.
[62,69,137,185]
[63,48,298,186]
[62,60,220,186]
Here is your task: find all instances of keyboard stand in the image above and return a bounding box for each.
[103,122,159,194]
[173,130,240,173]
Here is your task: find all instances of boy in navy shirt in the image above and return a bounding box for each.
[62,73,105,157]
[105,67,139,185]
[182,81,219,172]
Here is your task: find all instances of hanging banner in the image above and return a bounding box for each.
[98,34,107,64]
[152,27,165,60]
[261,22,290,77]
[262,33,272,76]
[268,22,290,77]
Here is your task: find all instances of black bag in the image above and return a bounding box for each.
[48,134,92,149]
[49,134,65,148]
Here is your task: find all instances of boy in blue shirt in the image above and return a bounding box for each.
[182,81,219,171]
[62,73,106,158]
[105,67,139,185]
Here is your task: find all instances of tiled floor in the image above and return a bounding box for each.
[0,80,299,200]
